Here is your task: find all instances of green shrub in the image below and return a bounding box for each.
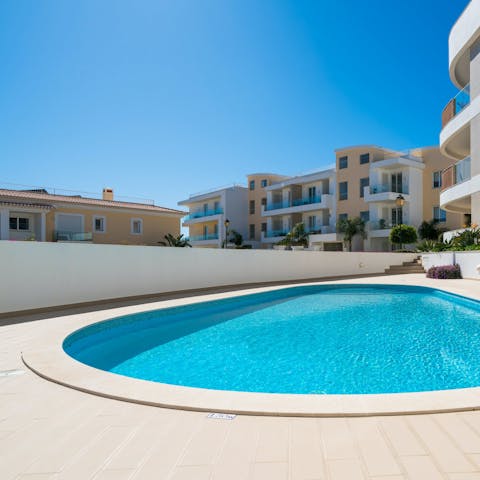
[389,224,418,249]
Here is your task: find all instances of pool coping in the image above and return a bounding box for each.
[21,277,480,417]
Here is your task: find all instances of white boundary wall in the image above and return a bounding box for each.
[0,241,417,315]
[421,252,480,280]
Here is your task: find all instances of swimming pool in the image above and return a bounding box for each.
[64,284,480,395]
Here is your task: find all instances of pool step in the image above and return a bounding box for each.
[384,257,425,275]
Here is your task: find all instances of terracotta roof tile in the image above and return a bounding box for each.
[0,189,184,215]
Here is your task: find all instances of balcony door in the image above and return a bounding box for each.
[391,207,403,226]
[391,173,403,193]
[308,186,316,203]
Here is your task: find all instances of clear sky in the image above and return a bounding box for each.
[0,0,470,211]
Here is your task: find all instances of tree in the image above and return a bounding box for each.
[229,229,243,247]
[276,222,309,247]
[389,224,418,250]
[337,217,366,252]
[418,219,445,241]
[158,233,191,247]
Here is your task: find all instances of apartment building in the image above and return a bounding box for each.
[336,145,463,251]
[336,145,462,251]
[246,173,289,248]
[439,0,480,228]
[259,169,338,249]
[0,187,183,245]
[178,185,248,248]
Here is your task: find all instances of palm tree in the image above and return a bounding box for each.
[337,217,366,252]
[158,233,191,247]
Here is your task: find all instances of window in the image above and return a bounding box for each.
[261,222,267,233]
[203,225,208,237]
[360,211,370,222]
[360,153,370,165]
[339,156,348,169]
[261,179,268,188]
[249,200,255,214]
[359,177,369,198]
[338,213,348,222]
[433,206,447,222]
[391,208,403,226]
[203,203,208,214]
[214,201,220,212]
[308,186,316,202]
[261,197,267,207]
[391,172,403,193]
[339,181,348,200]
[93,216,106,233]
[9,216,30,231]
[249,224,255,240]
[308,215,316,231]
[214,224,218,235]
[131,218,143,235]
[433,171,442,189]
[249,180,255,191]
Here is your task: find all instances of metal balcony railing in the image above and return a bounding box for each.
[188,233,219,241]
[54,231,93,242]
[183,208,223,221]
[441,156,471,191]
[441,84,470,127]
[369,185,409,195]
[265,196,322,211]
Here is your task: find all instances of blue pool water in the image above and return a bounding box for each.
[64,285,480,395]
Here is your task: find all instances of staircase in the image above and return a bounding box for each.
[384,256,425,275]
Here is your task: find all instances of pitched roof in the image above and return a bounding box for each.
[0,189,185,215]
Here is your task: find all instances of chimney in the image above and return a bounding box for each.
[102,188,114,201]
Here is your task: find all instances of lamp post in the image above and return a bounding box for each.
[395,194,405,207]
[223,218,230,249]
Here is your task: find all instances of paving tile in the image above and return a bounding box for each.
[407,416,476,473]
[93,468,136,480]
[327,458,366,480]
[400,455,444,480]
[289,418,325,479]
[448,474,480,480]
[379,416,426,456]
[169,465,212,480]
[435,413,480,454]
[254,418,289,463]
[349,417,402,477]
[251,462,288,480]
[320,418,358,460]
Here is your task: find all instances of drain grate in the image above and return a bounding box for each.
[0,369,26,377]
[207,413,236,420]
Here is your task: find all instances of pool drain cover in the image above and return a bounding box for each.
[207,413,236,420]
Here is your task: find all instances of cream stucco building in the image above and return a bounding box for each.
[0,187,183,245]
[178,185,248,248]
[440,0,480,229]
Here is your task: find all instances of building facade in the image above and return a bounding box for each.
[259,169,338,250]
[246,173,289,248]
[0,188,183,245]
[440,0,480,228]
[178,185,248,248]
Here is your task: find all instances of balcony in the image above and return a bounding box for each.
[440,156,474,213]
[364,185,409,204]
[183,208,223,222]
[54,231,93,242]
[188,233,219,242]
[263,195,331,216]
[265,196,321,211]
[441,84,470,128]
[441,156,471,191]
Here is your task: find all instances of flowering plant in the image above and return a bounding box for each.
[426,264,462,279]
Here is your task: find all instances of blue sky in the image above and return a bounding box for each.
[0,0,469,210]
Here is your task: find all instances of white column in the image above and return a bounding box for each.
[40,212,46,241]
[0,208,9,240]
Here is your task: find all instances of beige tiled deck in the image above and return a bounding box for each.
[2,274,480,479]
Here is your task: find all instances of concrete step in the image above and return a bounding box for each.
[384,267,425,274]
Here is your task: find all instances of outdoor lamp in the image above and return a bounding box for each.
[395,194,405,207]
[223,219,230,248]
